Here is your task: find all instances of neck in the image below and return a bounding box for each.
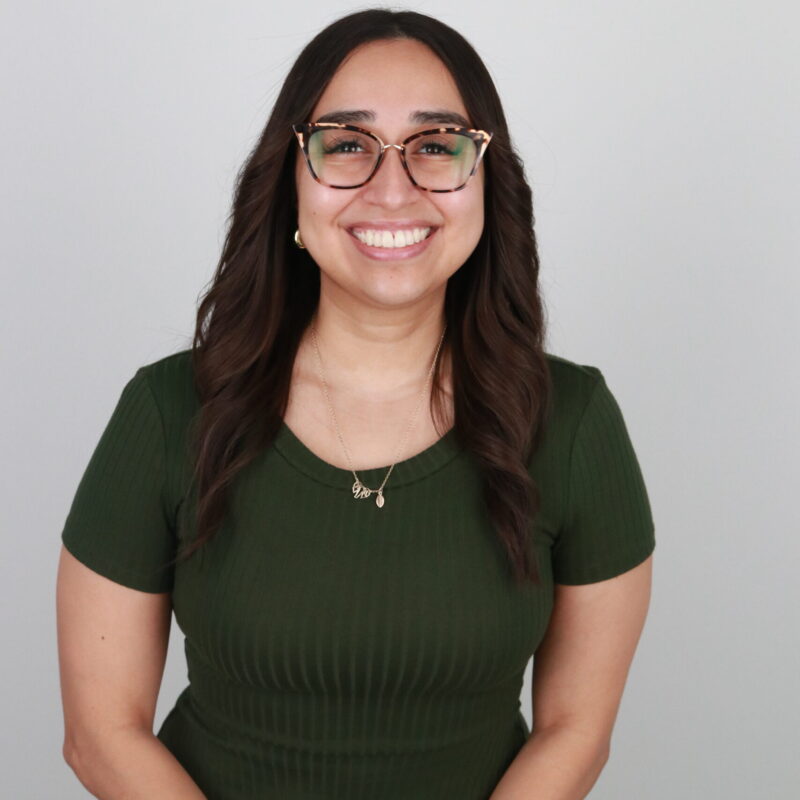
[300,300,449,402]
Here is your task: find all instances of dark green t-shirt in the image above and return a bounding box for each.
[61,348,655,800]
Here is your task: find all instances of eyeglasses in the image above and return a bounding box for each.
[292,122,493,192]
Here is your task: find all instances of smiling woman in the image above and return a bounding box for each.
[57,7,655,800]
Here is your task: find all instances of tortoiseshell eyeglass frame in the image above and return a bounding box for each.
[292,122,493,192]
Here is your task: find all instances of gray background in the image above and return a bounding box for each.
[2,1,798,797]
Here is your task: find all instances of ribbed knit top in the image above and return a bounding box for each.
[60,348,656,800]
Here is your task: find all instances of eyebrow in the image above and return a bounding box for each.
[313,109,472,128]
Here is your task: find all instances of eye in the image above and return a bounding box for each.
[409,134,465,158]
[322,137,366,154]
[418,141,454,155]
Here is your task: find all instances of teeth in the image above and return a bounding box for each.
[353,227,432,248]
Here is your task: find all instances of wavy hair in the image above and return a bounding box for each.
[174,8,552,586]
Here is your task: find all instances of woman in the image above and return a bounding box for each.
[56,9,655,799]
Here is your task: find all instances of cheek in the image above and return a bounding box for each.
[448,194,485,256]
[448,192,485,232]
[294,181,353,240]
[294,173,322,224]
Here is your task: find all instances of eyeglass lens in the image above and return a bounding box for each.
[306,129,480,190]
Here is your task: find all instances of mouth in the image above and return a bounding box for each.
[345,225,439,261]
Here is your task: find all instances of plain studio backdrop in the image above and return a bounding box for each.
[2,1,797,798]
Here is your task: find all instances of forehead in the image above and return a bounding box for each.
[310,39,469,128]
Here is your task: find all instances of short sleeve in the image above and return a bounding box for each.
[552,370,656,585]
[60,367,177,593]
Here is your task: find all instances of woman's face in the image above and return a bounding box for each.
[294,38,486,311]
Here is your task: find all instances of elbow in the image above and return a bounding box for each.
[588,734,610,773]
[560,723,611,778]
[541,721,611,768]
[61,737,91,791]
[596,735,611,765]
[63,737,92,793]
[62,735,80,771]
[62,728,103,792]
[62,732,113,797]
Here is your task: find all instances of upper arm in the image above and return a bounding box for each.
[55,363,180,755]
[56,544,172,755]
[531,554,653,747]
[531,365,657,746]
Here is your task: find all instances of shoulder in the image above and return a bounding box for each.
[138,346,193,381]
[134,348,199,424]
[543,351,605,425]
[542,353,645,471]
[136,348,195,397]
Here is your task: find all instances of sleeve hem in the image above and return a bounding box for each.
[62,532,173,594]
[553,532,655,586]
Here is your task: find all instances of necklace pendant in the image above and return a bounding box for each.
[375,490,385,508]
[352,478,371,500]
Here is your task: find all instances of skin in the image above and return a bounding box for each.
[292,37,485,404]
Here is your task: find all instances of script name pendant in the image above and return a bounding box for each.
[352,479,385,508]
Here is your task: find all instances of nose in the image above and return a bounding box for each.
[361,144,419,206]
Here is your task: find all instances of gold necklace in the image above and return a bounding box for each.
[308,319,447,509]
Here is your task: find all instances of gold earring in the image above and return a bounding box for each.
[294,228,305,249]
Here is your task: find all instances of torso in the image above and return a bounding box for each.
[283,342,455,472]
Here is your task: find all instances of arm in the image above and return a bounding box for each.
[64,726,206,799]
[489,554,653,800]
[56,545,207,799]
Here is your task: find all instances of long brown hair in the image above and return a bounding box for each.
[176,8,552,586]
